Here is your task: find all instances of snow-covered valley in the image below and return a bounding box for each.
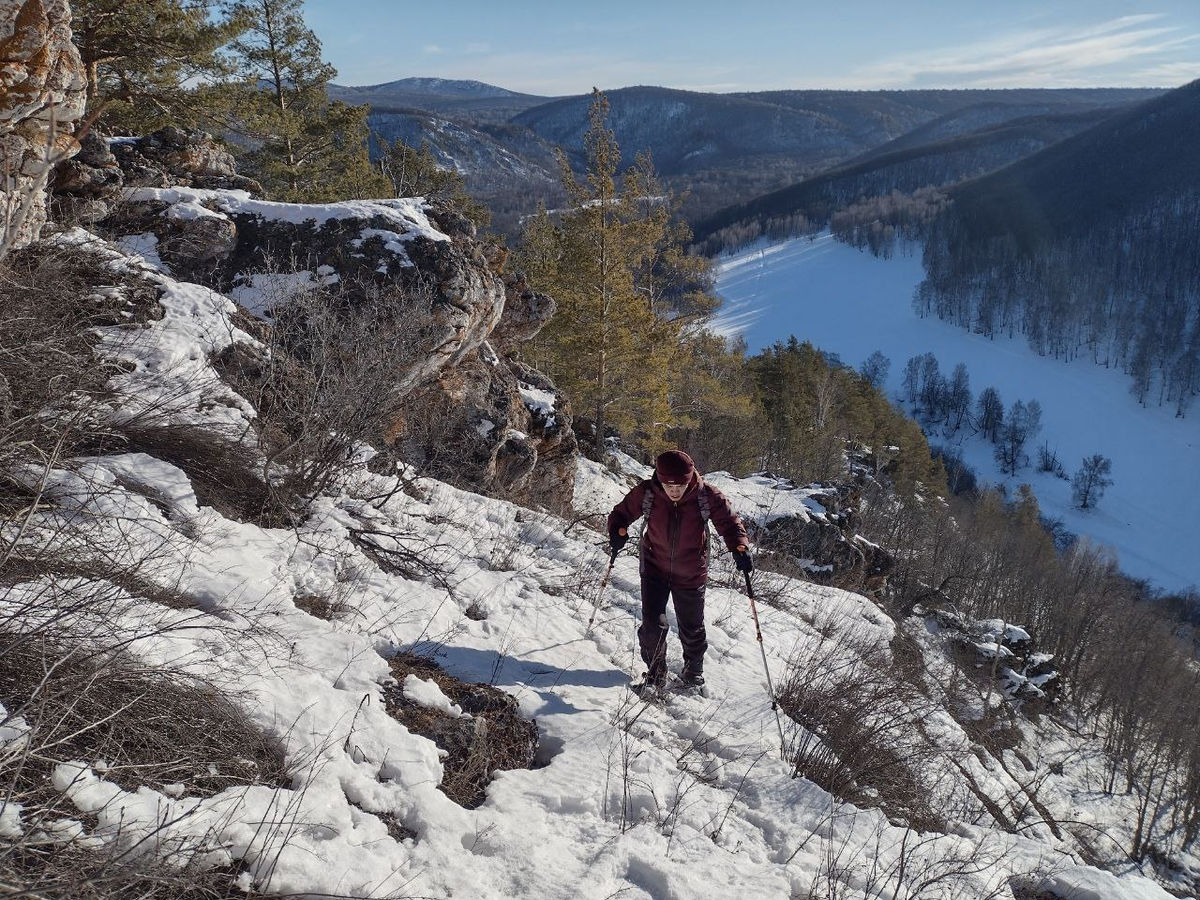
[713,233,1200,594]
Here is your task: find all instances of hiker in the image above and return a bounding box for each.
[607,449,752,690]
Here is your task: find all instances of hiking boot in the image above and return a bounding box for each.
[632,669,666,695]
[679,667,705,687]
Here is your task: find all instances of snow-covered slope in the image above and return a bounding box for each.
[1,234,1189,899]
[713,232,1200,594]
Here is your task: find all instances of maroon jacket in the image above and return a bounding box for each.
[608,474,748,589]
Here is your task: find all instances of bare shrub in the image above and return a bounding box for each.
[779,626,945,831]
[0,636,289,800]
[213,265,440,521]
[0,242,163,489]
[382,652,537,809]
[0,845,254,899]
[112,423,271,524]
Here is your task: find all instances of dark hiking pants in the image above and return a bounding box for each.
[638,572,706,678]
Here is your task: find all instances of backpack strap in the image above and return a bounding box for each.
[641,483,654,520]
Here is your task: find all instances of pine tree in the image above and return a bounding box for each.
[518,89,676,455]
[219,0,386,201]
[72,0,239,130]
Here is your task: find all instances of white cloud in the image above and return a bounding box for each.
[423,44,443,55]
[833,15,1200,88]
[1128,60,1200,86]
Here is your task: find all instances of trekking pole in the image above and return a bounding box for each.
[585,549,619,634]
[743,570,787,759]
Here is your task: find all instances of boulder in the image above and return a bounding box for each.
[491,272,555,351]
[0,0,86,251]
[390,346,576,513]
[95,178,576,509]
[49,130,122,223]
[108,126,263,194]
[758,481,894,594]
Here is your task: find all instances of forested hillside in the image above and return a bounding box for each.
[918,79,1200,414]
[691,106,1126,255]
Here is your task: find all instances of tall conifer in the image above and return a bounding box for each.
[219,0,386,201]
[72,0,238,130]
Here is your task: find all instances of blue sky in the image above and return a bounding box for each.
[304,1,1200,94]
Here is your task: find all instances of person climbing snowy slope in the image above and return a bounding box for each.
[607,449,752,692]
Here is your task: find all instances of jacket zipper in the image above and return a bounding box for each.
[667,500,680,583]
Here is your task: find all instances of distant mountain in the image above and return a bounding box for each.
[918,80,1200,411]
[691,104,1134,252]
[513,86,864,175]
[328,77,552,123]
[944,81,1200,244]
[329,77,1169,236]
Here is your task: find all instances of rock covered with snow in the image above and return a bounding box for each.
[52,127,264,227]
[0,0,86,250]
[710,473,894,594]
[75,143,578,509]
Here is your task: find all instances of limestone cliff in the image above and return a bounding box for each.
[0,0,85,251]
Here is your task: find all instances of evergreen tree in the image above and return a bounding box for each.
[219,0,386,201]
[667,332,764,474]
[72,0,239,130]
[517,90,682,455]
[622,151,717,324]
[1072,454,1114,509]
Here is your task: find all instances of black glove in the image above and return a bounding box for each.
[609,528,628,556]
[733,546,753,573]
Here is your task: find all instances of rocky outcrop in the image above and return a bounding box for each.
[75,133,577,510]
[0,0,86,251]
[52,127,264,226]
[758,480,895,595]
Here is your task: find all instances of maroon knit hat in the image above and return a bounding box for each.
[655,450,695,484]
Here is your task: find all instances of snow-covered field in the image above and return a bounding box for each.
[713,233,1200,594]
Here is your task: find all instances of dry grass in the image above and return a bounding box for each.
[383,652,537,809]
[112,423,273,525]
[0,557,196,610]
[293,592,349,621]
[0,242,163,485]
[0,634,289,801]
[0,848,253,899]
[778,631,945,832]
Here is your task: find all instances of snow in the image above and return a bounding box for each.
[713,232,1200,593]
[402,674,465,717]
[4,232,1187,900]
[518,382,557,425]
[0,802,22,839]
[704,471,831,526]
[125,188,450,243]
[1034,866,1178,900]
[229,269,337,318]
